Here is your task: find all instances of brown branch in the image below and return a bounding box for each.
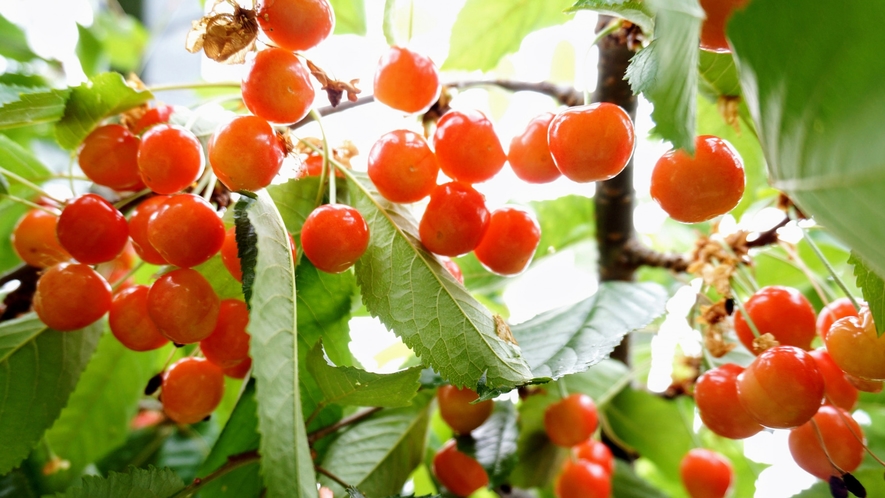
[169,449,260,498]
[307,406,382,443]
[622,238,690,272]
[315,465,353,490]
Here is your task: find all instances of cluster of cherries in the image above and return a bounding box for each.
[694,286,874,493]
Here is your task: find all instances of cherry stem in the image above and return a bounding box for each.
[146,81,242,93]
[407,0,414,43]
[799,225,861,310]
[730,288,762,339]
[310,109,335,205]
[304,402,326,429]
[168,449,260,498]
[556,380,569,399]
[0,167,63,204]
[832,403,885,468]
[1,194,58,215]
[202,172,217,202]
[113,188,152,210]
[761,249,836,302]
[809,418,846,476]
[315,465,353,489]
[779,240,831,305]
[111,261,145,291]
[307,407,382,444]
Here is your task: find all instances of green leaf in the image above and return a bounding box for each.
[0,314,103,474]
[44,332,166,477]
[194,255,245,301]
[454,402,518,487]
[331,0,367,35]
[443,0,574,72]
[382,0,397,46]
[697,51,741,98]
[0,172,9,195]
[0,85,71,130]
[511,282,667,379]
[0,468,37,498]
[850,252,885,336]
[729,0,885,279]
[568,0,655,34]
[348,171,532,390]
[318,392,433,497]
[76,24,106,77]
[95,12,150,73]
[237,191,317,498]
[563,358,632,406]
[611,459,668,498]
[510,393,568,488]
[0,14,40,62]
[267,177,322,240]
[626,0,704,152]
[307,342,421,408]
[54,72,153,149]
[791,469,885,497]
[50,466,185,498]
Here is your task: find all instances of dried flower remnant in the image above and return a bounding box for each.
[305,59,361,107]
[186,0,258,64]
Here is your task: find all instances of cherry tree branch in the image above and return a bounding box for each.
[307,406,382,443]
[169,449,260,498]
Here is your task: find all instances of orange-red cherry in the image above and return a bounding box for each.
[440,256,464,284]
[34,263,111,331]
[432,440,489,497]
[433,110,506,184]
[132,104,175,135]
[137,124,204,194]
[255,0,334,52]
[650,135,745,223]
[547,103,634,183]
[809,348,858,411]
[201,299,251,369]
[699,0,751,53]
[544,393,599,447]
[147,194,225,268]
[12,209,70,268]
[109,285,169,351]
[825,305,885,381]
[419,182,490,257]
[223,357,252,379]
[437,385,493,434]
[555,460,611,498]
[508,112,561,184]
[695,363,763,439]
[147,268,220,344]
[734,286,816,354]
[78,124,143,190]
[816,297,859,341]
[473,206,540,276]
[679,448,733,498]
[573,439,614,476]
[367,129,439,203]
[788,405,865,481]
[209,115,286,192]
[128,195,170,265]
[161,357,225,424]
[373,46,441,114]
[57,194,129,265]
[242,48,315,125]
[300,204,369,273]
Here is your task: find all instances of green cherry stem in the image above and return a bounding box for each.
[309,108,335,205]
[113,188,152,210]
[799,225,861,310]
[557,380,569,399]
[1,194,58,215]
[731,286,762,339]
[111,260,146,291]
[0,166,63,204]
[202,172,217,202]
[146,81,242,93]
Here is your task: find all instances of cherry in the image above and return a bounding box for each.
[137,124,204,194]
[221,226,298,282]
[699,0,751,53]
[437,385,493,434]
[825,305,885,381]
[147,268,220,344]
[99,242,138,288]
[433,110,506,184]
[734,285,816,353]
[223,357,252,379]
[650,135,745,223]
[473,206,540,276]
[161,357,225,424]
[255,0,334,52]
[373,46,441,114]
[845,373,883,393]
[547,103,634,183]
[555,460,611,498]
[695,363,763,439]
[544,393,599,447]
[302,154,347,178]
[817,297,859,341]
[300,204,369,274]
[11,209,70,268]
[34,263,112,331]
[201,299,251,369]
[208,115,287,192]
[508,112,561,184]
[147,194,225,268]
[419,182,490,257]
[78,124,143,190]
[788,405,865,481]
[736,345,825,429]
[439,256,464,284]
[241,48,315,125]
[679,448,733,498]
[57,194,129,265]
[809,348,858,411]
[109,285,169,352]
[131,104,175,135]
[127,195,170,265]
[432,440,489,497]
[573,439,614,476]
[367,129,439,203]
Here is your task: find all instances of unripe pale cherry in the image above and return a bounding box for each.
[825,305,885,381]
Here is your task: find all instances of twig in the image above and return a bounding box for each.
[307,407,382,443]
[621,238,690,272]
[169,449,260,498]
[315,465,352,489]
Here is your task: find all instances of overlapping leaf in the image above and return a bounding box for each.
[49,466,184,498]
[0,14,41,62]
[331,0,367,35]
[850,252,884,336]
[568,0,654,34]
[0,85,70,129]
[697,51,741,98]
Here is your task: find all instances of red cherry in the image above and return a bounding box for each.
[788,405,865,480]
[242,48,315,125]
[695,363,763,439]
[147,268,220,344]
[573,439,614,476]
[373,47,441,114]
[419,182,490,257]
[367,129,439,203]
[127,196,170,265]
[440,256,464,284]
[109,285,169,351]
[209,115,286,191]
[809,348,858,411]
[300,204,369,274]
[508,112,561,184]
[200,299,251,369]
[736,345,825,429]
[547,103,634,183]
[544,393,599,447]
[220,226,243,282]
[57,194,129,265]
[11,209,70,268]
[255,0,334,52]
[817,297,859,341]
[433,110,506,184]
[223,357,252,379]
[432,440,489,497]
[147,194,225,268]
[78,124,143,190]
[679,448,733,498]
[98,241,138,288]
[825,306,885,381]
[734,286,816,354]
[650,135,745,223]
[161,357,225,424]
[137,124,204,194]
[555,460,611,498]
[473,206,540,276]
[437,385,493,434]
[699,0,751,53]
[34,263,112,331]
[132,104,175,135]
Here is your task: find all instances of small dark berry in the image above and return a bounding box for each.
[829,475,848,498]
[725,297,735,315]
[843,473,867,497]
[144,373,163,395]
